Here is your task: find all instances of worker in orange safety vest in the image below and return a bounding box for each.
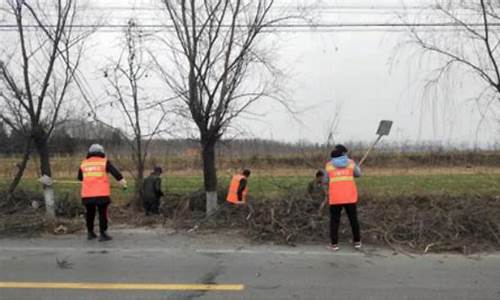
[322,144,362,251]
[226,169,251,205]
[78,144,127,241]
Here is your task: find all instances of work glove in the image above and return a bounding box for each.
[119,179,128,190]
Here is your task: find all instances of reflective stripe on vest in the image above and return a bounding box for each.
[226,174,248,204]
[330,176,354,183]
[80,157,111,198]
[326,160,358,205]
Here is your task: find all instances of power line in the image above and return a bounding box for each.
[78,5,436,11]
[0,22,498,29]
[0,28,464,33]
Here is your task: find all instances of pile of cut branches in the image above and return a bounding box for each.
[0,190,45,235]
[175,189,500,253]
[357,193,500,253]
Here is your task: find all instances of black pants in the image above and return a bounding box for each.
[85,203,109,234]
[143,198,160,214]
[329,204,361,245]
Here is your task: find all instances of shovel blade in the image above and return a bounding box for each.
[376,120,393,136]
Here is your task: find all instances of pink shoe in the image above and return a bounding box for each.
[327,244,339,251]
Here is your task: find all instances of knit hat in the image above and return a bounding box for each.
[331,144,348,158]
[153,166,163,174]
[88,144,105,155]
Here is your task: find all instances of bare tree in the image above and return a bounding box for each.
[401,0,500,123]
[97,19,171,209]
[6,136,31,198]
[157,0,293,215]
[322,102,343,150]
[0,0,93,217]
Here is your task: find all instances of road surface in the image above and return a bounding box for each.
[1,228,499,299]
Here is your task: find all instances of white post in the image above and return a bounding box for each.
[206,191,218,216]
[39,175,55,220]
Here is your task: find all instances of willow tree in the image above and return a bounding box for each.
[402,0,500,130]
[157,0,290,214]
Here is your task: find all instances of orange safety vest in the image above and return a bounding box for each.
[80,157,111,198]
[325,159,358,205]
[226,174,248,205]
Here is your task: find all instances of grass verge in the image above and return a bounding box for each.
[2,173,499,205]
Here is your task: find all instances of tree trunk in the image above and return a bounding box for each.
[33,136,55,220]
[34,138,52,177]
[133,135,145,210]
[7,139,31,198]
[201,139,218,215]
[135,160,144,210]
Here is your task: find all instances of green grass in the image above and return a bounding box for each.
[252,174,500,197]
[357,174,500,196]
[2,173,499,204]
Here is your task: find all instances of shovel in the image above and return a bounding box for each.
[358,120,393,166]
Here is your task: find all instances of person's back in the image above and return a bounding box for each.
[143,174,161,200]
[324,144,362,251]
[78,144,127,241]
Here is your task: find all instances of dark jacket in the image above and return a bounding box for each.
[307,179,326,200]
[77,153,123,205]
[142,173,164,203]
[237,178,247,202]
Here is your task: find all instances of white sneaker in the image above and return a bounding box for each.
[327,244,339,251]
[353,241,362,249]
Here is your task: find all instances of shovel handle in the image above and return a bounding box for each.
[359,135,382,166]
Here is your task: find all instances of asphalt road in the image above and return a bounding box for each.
[1,228,500,300]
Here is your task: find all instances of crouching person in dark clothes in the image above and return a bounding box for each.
[78,144,127,241]
[307,169,327,203]
[143,166,164,215]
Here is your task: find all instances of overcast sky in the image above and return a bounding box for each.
[2,0,499,148]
